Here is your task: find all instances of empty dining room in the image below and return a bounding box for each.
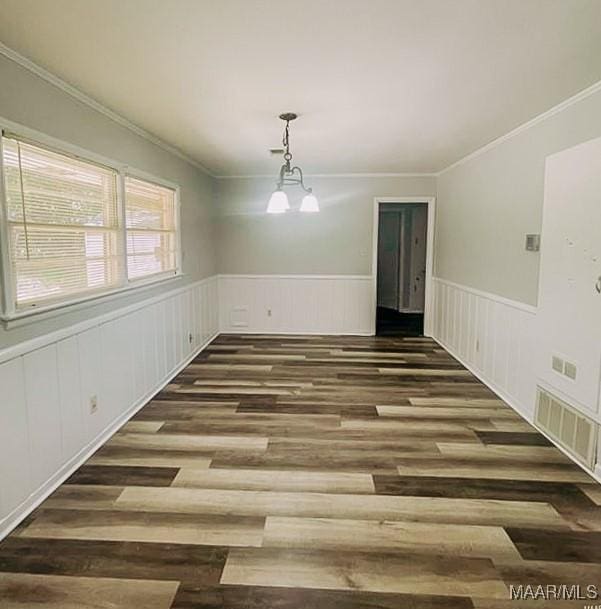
[1,2,601,608]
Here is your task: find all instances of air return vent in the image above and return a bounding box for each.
[535,387,598,469]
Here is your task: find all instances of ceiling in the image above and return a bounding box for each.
[0,0,600,176]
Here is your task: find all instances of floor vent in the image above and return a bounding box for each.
[535,387,598,469]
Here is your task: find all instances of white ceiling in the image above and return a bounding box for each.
[0,0,600,176]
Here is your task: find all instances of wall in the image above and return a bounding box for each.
[0,53,216,348]
[433,278,537,421]
[435,86,601,306]
[215,175,436,275]
[432,85,601,479]
[215,175,435,334]
[0,276,219,539]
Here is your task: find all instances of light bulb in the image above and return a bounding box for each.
[300,193,319,213]
[266,190,289,214]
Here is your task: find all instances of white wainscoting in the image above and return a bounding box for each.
[218,275,373,335]
[0,276,219,538]
[432,277,538,422]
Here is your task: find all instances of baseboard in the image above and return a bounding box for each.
[435,336,601,485]
[219,330,374,337]
[0,330,219,541]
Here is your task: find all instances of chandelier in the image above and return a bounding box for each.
[266,113,319,213]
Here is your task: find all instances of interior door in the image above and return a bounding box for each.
[537,135,601,416]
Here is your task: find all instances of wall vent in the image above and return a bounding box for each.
[552,355,564,373]
[535,386,598,469]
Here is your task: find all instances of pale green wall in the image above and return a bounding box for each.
[0,55,216,348]
[215,175,436,275]
[435,87,601,306]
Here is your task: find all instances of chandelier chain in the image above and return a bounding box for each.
[283,120,292,163]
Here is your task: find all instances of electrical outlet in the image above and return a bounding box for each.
[89,395,98,414]
[267,309,272,317]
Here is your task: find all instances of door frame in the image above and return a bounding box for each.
[371,196,436,336]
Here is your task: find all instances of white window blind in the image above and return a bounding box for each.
[124,176,177,281]
[2,136,122,309]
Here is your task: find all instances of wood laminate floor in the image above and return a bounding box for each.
[1,334,601,608]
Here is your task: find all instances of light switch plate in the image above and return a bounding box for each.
[525,234,541,251]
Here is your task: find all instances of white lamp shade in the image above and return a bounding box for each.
[266,190,289,213]
[300,193,319,213]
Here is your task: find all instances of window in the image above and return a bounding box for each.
[0,131,181,318]
[125,176,177,281]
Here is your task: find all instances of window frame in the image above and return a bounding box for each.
[123,169,182,286]
[0,118,183,325]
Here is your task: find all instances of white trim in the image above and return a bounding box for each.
[0,275,216,364]
[433,276,538,315]
[435,335,601,486]
[0,267,184,328]
[221,329,374,337]
[124,167,180,192]
[0,328,219,542]
[0,135,14,317]
[436,78,601,176]
[218,273,372,280]
[0,41,215,177]
[215,173,437,179]
[371,197,436,337]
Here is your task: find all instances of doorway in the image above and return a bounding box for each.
[372,198,435,336]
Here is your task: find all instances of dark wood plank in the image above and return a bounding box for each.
[0,537,227,585]
[65,465,179,487]
[172,584,474,609]
[505,528,601,563]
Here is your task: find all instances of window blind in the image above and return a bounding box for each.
[124,176,177,280]
[2,136,122,309]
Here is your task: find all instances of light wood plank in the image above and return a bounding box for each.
[379,368,472,376]
[107,432,268,452]
[377,405,519,419]
[115,487,568,528]
[19,508,264,547]
[121,421,165,433]
[263,516,521,559]
[172,468,375,494]
[0,572,178,609]
[221,547,508,598]
[396,459,591,482]
[436,442,572,464]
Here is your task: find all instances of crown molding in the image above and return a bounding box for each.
[0,41,215,177]
[436,78,601,176]
[215,172,437,179]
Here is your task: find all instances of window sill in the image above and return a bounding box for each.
[1,272,186,330]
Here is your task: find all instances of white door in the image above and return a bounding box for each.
[537,136,601,416]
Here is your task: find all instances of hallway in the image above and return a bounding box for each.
[0,334,599,608]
